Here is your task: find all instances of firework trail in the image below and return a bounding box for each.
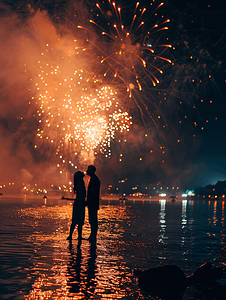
[82,1,172,95]
[80,0,223,141]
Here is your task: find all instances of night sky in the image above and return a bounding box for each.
[0,0,225,194]
[167,0,226,187]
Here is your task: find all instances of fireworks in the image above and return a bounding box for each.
[32,41,132,170]
[82,0,172,97]
[27,0,220,175]
[29,0,173,173]
[74,0,176,136]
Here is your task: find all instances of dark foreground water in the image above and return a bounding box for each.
[0,196,225,300]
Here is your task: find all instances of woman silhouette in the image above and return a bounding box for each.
[67,171,86,241]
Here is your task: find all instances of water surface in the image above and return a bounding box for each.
[0,196,225,299]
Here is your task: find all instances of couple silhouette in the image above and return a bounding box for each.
[67,165,100,243]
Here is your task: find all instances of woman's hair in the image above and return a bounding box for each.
[74,171,85,179]
[74,171,85,192]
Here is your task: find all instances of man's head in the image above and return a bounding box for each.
[86,165,96,176]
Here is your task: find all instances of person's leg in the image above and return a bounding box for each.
[88,209,98,242]
[78,224,83,240]
[92,210,98,238]
[67,222,76,240]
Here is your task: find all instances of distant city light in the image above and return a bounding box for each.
[159,193,166,197]
[186,189,195,196]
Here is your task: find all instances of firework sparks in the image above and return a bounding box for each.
[23,0,221,176]
[82,0,172,97]
[31,42,132,171]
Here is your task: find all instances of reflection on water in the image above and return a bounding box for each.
[158,199,167,245]
[181,199,187,248]
[213,200,218,225]
[67,242,97,297]
[0,197,225,299]
[222,201,225,228]
[17,204,133,299]
[181,200,187,228]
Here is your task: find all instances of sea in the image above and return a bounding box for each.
[0,195,225,300]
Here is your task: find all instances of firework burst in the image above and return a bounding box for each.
[80,0,172,98]
[26,0,220,173]
[31,41,132,172]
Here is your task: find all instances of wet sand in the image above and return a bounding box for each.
[0,196,225,299]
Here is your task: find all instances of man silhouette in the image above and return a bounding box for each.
[86,165,100,243]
